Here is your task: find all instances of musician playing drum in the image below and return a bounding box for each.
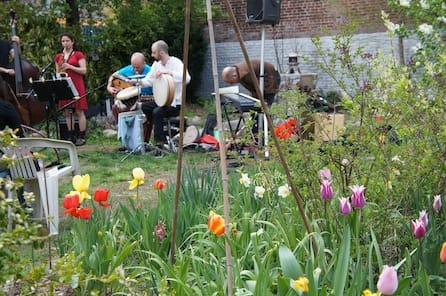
[140,40,191,158]
[106,52,153,124]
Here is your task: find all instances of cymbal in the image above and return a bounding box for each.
[128,74,146,80]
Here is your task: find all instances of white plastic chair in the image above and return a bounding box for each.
[2,138,80,235]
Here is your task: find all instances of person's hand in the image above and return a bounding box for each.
[11,35,20,44]
[0,67,15,75]
[59,62,71,72]
[108,85,120,96]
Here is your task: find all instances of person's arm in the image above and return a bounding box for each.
[107,71,120,95]
[167,58,191,85]
[66,57,87,75]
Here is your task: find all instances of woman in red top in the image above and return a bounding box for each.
[54,32,88,146]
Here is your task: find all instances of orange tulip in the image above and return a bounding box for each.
[154,178,167,190]
[208,210,225,236]
[440,242,446,263]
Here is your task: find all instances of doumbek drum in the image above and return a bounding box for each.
[117,110,146,152]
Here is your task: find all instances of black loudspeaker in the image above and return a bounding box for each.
[246,0,281,25]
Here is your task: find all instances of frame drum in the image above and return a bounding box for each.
[183,125,199,145]
[153,74,174,107]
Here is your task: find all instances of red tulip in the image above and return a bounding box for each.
[76,207,93,220]
[63,193,80,215]
[154,179,167,190]
[94,188,111,208]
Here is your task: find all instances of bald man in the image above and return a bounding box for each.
[106,52,153,123]
[222,59,279,107]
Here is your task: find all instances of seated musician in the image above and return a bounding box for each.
[106,52,153,124]
[140,40,191,158]
[221,59,280,107]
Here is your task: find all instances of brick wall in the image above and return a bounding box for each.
[195,0,409,98]
[211,0,396,42]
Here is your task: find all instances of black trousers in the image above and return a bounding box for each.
[141,101,181,144]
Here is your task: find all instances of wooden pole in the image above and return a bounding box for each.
[221,0,316,252]
[206,0,234,294]
[169,0,191,264]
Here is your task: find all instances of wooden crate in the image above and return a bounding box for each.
[312,112,345,141]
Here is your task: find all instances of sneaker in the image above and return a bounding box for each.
[118,146,127,152]
[75,138,86,146]
[154,149,163,158]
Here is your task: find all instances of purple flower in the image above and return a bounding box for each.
[319,168,332,181]
[377,265,398,295]
[349,185,366,208]
[155,220,167,241]
[433,195,442,212]
[418,210,428,227]
[320,180,333,200]
[411,218,426,239]
[339,197,352,215]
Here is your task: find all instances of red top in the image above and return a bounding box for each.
[54,51,88,110]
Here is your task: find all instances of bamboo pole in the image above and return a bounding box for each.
[206,0,234,294]
[221,0,316,252]
[169,0,191,264]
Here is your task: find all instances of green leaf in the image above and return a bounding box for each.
[279,245,303,280]
[333,227,351,296]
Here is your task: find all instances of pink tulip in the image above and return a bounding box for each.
[377,265,398,295]
[320,180,333,200]
[350,185,366,208]
[319,168,332,181]
[411,218,426,239]
[433,195,442,212]
[418,210,428,227]
[339,197,351,215]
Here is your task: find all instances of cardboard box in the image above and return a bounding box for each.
[313,113,345,141]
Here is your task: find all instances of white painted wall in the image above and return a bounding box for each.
[196,32,418,98]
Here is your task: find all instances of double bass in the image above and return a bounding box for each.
[1,9,46,126]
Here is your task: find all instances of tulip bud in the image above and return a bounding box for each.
[433,195,442,212]
[377,265,398,295]
[320,180,333,200]
[440,242,446,263]
[339,197,352,215]
[411,219,426,239]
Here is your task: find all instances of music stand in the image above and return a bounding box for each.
[32,78,78,138]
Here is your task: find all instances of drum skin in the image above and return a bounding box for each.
[153,74,174,107]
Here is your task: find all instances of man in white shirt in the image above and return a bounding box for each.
[140,40,191,157]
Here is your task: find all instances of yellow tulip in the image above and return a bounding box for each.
[129,167,145,190]
[72,174,91,203]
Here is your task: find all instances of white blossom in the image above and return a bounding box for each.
[418,23,433,35]
[278,184,291,198]
[399,0,410,7]
[239,173,251,188]
[254,186,265,198]
[420,0,429,9]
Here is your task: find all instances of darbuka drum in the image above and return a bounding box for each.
[116,86,140,109]
[117,110,146,152]
[153,74,174,107]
